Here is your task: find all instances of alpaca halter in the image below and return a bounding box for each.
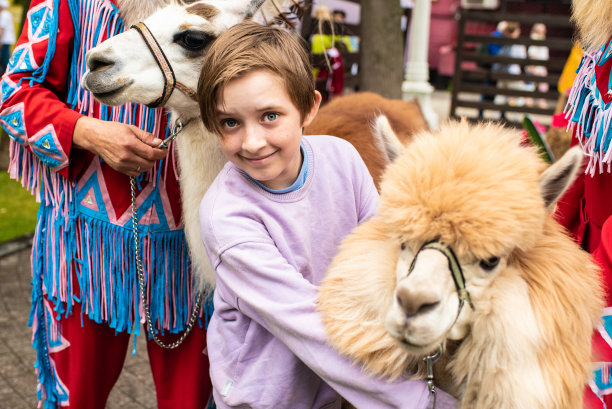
[407,240,475,409]
[131,22,198,108]
[409,241,475,313]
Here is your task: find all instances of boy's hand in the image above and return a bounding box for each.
[73,116,168,176]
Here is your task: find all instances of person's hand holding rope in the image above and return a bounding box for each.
[73,116,168,176]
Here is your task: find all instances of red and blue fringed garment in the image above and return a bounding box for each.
[0,0,213,407]
[565,40,612,406]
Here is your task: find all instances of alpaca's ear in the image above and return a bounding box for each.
[373,115,404,164]
[539,146,583,208]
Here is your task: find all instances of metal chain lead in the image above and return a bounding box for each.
[130,118,201,349]
[157,119,183,149]
[423,347,442,409]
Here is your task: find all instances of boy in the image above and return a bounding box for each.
[197,21,456,409]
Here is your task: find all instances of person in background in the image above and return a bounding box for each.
[332,9,346,24]
[492,21,527,111]
[0,0,14,76]
[487,20,507,57]
[478,20,507,119]
[525,22,550,109]
[310,6,345,104]
[0,1,212,408]
[197,20,456,409]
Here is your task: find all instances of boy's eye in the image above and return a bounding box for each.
[264,112,278,122]
[221,118,238,128]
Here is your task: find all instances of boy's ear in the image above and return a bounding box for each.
[302,91,322,128]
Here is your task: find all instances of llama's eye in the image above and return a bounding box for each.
[400,242,406,250]
[479,257,500,271]
[174,30,212,52]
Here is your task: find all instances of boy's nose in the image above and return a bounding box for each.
[242,125,267,152]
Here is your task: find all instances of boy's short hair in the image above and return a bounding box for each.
[198,21,315,136]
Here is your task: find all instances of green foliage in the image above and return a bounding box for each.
[0,171,38,243]
[522,116,555,164]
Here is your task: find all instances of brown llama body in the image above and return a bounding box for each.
[306,92,428,188]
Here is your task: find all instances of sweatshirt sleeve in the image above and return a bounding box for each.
[0,0,83,179]
[355,149,379,223]
[214,239,456,409]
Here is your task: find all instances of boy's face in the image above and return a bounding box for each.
[215,70,321,190]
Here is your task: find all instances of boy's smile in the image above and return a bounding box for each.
[216,70,320,190]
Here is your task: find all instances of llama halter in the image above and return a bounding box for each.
[131,22,198,108]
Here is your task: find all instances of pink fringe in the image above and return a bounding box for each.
[564,49,612,175]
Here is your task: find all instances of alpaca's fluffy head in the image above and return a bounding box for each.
[571,0,612,50]
[379,120,559,354]
[319,119,552,376]
[378,120,546,262]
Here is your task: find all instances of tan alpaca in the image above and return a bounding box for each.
[318,120,604,408]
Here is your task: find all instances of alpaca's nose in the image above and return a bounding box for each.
[395,286,440,317]
[86,49,116,72]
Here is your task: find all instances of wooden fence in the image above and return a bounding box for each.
[449,9,573,127]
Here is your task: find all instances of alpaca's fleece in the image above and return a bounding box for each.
[318,120,603,408]
[572,0,612,50]
[378,120,546,260]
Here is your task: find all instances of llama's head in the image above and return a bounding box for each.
[82,0,267,116]
[380,120,582,354]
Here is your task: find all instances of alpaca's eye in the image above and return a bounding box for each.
[479,257,500,271]
[174,30,212,52]
[400,242,406,250]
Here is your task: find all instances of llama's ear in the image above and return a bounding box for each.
[539,146,583,208]
[244,0,266,19]
[373,115,404,164]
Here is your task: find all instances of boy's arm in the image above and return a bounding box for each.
[215,240,456,409]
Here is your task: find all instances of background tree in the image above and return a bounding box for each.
[359,0,404,99]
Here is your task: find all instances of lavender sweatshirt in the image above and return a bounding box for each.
[199,135,456,409]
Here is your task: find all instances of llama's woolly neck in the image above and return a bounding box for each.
[117,0,171,27]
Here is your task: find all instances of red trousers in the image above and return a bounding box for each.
[48,301,212,409]
[583,218,612,409]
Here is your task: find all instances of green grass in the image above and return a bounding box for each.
[0,171,39,243]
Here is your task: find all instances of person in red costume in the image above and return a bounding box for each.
[0,0,213,408]
[555,0,612,407]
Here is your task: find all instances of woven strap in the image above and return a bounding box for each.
[409,241,475,311]
[131,22,198,107]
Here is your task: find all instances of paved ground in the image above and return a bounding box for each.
[0,245,157,408]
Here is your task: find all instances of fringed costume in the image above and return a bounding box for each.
[558,39,612,408]
[0,0,213,407]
